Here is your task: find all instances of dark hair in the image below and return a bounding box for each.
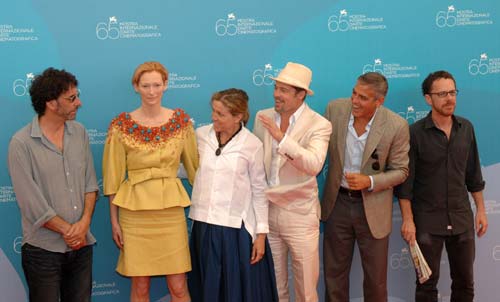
[358,72,388,97]
[421,70,456,95]
[29,68,78,116]
[292,87,307,102]
[211,88,249,125]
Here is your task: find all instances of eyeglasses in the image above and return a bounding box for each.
[371,149,380,171]
[428,90,459,98]
[62,92,80,103]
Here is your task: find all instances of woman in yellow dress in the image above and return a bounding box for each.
[102,61,198,302]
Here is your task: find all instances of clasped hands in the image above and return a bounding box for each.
[64,219,89,250]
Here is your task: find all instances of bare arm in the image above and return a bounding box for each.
[108,194,124,249]
[471,191,488,237]
[250,234,267,265]
[398,198,416,245]
[43,216,72,236]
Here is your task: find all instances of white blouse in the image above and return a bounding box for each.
[189,124,269,241]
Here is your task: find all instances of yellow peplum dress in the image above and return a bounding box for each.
[102,109,198,276]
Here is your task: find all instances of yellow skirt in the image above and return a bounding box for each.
[117,206,191,276]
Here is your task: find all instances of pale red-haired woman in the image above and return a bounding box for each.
[103,61,198,302]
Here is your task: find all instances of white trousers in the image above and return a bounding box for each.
[268,203,320,302]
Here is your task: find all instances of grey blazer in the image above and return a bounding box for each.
[321,98,410,239]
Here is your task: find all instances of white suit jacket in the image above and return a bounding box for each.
[253,104,332,217]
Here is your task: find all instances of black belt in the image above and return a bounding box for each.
[339,187,362,198]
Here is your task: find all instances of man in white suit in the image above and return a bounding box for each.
[253,62,332,302]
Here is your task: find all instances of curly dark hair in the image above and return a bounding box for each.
[421,70,456,95]
[29,67,78,115]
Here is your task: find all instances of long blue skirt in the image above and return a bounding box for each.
[188,221,278,302]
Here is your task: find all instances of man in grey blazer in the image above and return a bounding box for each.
[322,72,410,302]
[253,62,332,302]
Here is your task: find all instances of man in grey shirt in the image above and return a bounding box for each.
[8,67,98,302]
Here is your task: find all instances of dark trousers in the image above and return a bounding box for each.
[415,230,475,302]
[323,192,389,302]
[21,243,93,302]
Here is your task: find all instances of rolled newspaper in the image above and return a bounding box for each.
[409,242,432,284]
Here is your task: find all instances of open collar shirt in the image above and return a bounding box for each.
[397,112,485,235]
[269,102,306,187]
[8,116,99,253]
[341,111,377,189]
[189,124,269,241]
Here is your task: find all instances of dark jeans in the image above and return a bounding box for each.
[415,230,475,302]
[21,243,93,302]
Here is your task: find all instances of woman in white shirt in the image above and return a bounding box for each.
[188,88,278,302]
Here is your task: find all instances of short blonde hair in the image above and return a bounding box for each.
[211,88,249,125]
[131,61,168,85]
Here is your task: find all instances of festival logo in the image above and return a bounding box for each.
[435,5,493,28]
[475,199,500,215]
[437,293,451,302]
[390,247,412,270]
[327,9,386,32]
[468,53,500,76]
[12,72,34,97]
[12,236,22,254]
[97,179,104,198]
[92,280,120,297]
[215,12,276,36]
[493,245,500,261]
[397,106,428,124]
[0,24,39,42]
[252,64,280,86]
[362,58,420,79]
[0,186,16,203]
[482,163,500,214]
[191,118,210,129]
[169,72,200,89]
[88,128,107,145]
[485,199,500,216]
[96,16,161,40]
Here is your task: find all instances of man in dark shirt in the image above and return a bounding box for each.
[397,70,488,302]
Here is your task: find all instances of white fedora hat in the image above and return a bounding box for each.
[271,62,314,96]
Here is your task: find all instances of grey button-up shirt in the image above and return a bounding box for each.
[8,116,99,253]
